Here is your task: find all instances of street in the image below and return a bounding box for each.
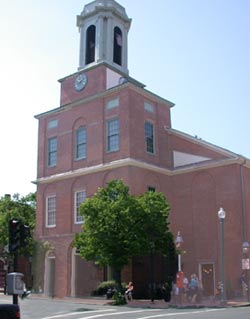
[1,294,250,319]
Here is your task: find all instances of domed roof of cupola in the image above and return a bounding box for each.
[78,0,131,25]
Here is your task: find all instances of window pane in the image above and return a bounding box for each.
[76,127,86,160]
[144,102,155,113]
[75,191,86,223]
[47,196,56,227]
[106,97,119,110]
[144,122,155,154]
[148,186,156,192]
[107,119,119,152]
[47,119,58,130]
[48,137,57,166]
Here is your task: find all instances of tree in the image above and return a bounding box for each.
[0,193,36,256]
[134,191,173,256]
[74,180,138,286]
[74,180,176,289]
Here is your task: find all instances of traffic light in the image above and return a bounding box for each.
[20,224,31,247]
[9,219,22,252]
[9,219,31,252]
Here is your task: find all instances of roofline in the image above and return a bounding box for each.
[58,62,145,87]
[34,77,174,120]
[167,127,244,159]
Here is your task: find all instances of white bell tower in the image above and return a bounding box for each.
[77,0,131,75]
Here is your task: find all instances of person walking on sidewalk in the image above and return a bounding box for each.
[188,274,198,303]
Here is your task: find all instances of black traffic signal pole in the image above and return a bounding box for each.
[8,219,20,305]
[9,218,31,305]
[13,251,18,305]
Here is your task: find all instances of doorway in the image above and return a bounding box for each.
[200,263,215,296]
[44,255,55,297]
[71,248,102,297]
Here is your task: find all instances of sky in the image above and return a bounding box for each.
[0,0,249,196]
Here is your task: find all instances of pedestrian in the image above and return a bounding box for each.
[188,274,198,303]
[183,276,189,303]
[124,281,134,302]
[176,271,184,304]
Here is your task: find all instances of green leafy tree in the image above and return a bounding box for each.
[74,180,176,288]
[134,191,174,256]
[74,180,138,286]
[0,193,36,256]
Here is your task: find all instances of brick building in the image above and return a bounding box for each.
[34,0,250,299]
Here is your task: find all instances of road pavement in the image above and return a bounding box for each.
[1,293,250,319]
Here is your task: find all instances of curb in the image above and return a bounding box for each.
[14,294,250,309]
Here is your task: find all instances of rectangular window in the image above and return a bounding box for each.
[144,121,155,154]
[75,190,86,224]
[75,127,86,160]
[47,119,58,130]
[147,186,156,192]
[106,97,119,110]
[48,137,57,167]
[144,102,155,113]
[107,118,119,152]
[46,196,56,227]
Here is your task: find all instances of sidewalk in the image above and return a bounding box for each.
[21,293,250,309]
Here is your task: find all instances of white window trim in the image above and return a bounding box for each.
[106,118,120,152]
[74,190,86,224]
[48,137,57,167]
[75,127,87,161]
[145,121,155,154]
[46,195,56,228]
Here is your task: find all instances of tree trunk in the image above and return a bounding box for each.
[113,268,122,290]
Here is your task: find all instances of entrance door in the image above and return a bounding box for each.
[200,263,215,296]
[44,256,55,297]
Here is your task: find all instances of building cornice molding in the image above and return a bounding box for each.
[34,75,174,120]
[34,156,245,185]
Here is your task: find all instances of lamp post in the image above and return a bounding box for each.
[218,207,226,305]
[150,241,155,302]
[242,242,250,301]
[175,231,184,272]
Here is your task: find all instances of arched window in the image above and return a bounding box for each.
[85,25,96,65]
[113,26,122,66]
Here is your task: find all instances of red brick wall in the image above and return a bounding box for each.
[60,66,107,106]
[35,64,249,298]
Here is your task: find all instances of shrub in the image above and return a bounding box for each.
[112,291,126,305]
[92,280,116,296]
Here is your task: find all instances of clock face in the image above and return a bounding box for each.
[74,73,88,91]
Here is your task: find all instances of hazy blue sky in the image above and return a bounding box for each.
[0,0,249,196]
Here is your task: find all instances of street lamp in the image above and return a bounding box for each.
[175,231,184,272]
[150,241,155,302]
[242,242,250,301]
[218,207,226,305]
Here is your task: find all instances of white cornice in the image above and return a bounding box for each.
[34,156,246,185]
